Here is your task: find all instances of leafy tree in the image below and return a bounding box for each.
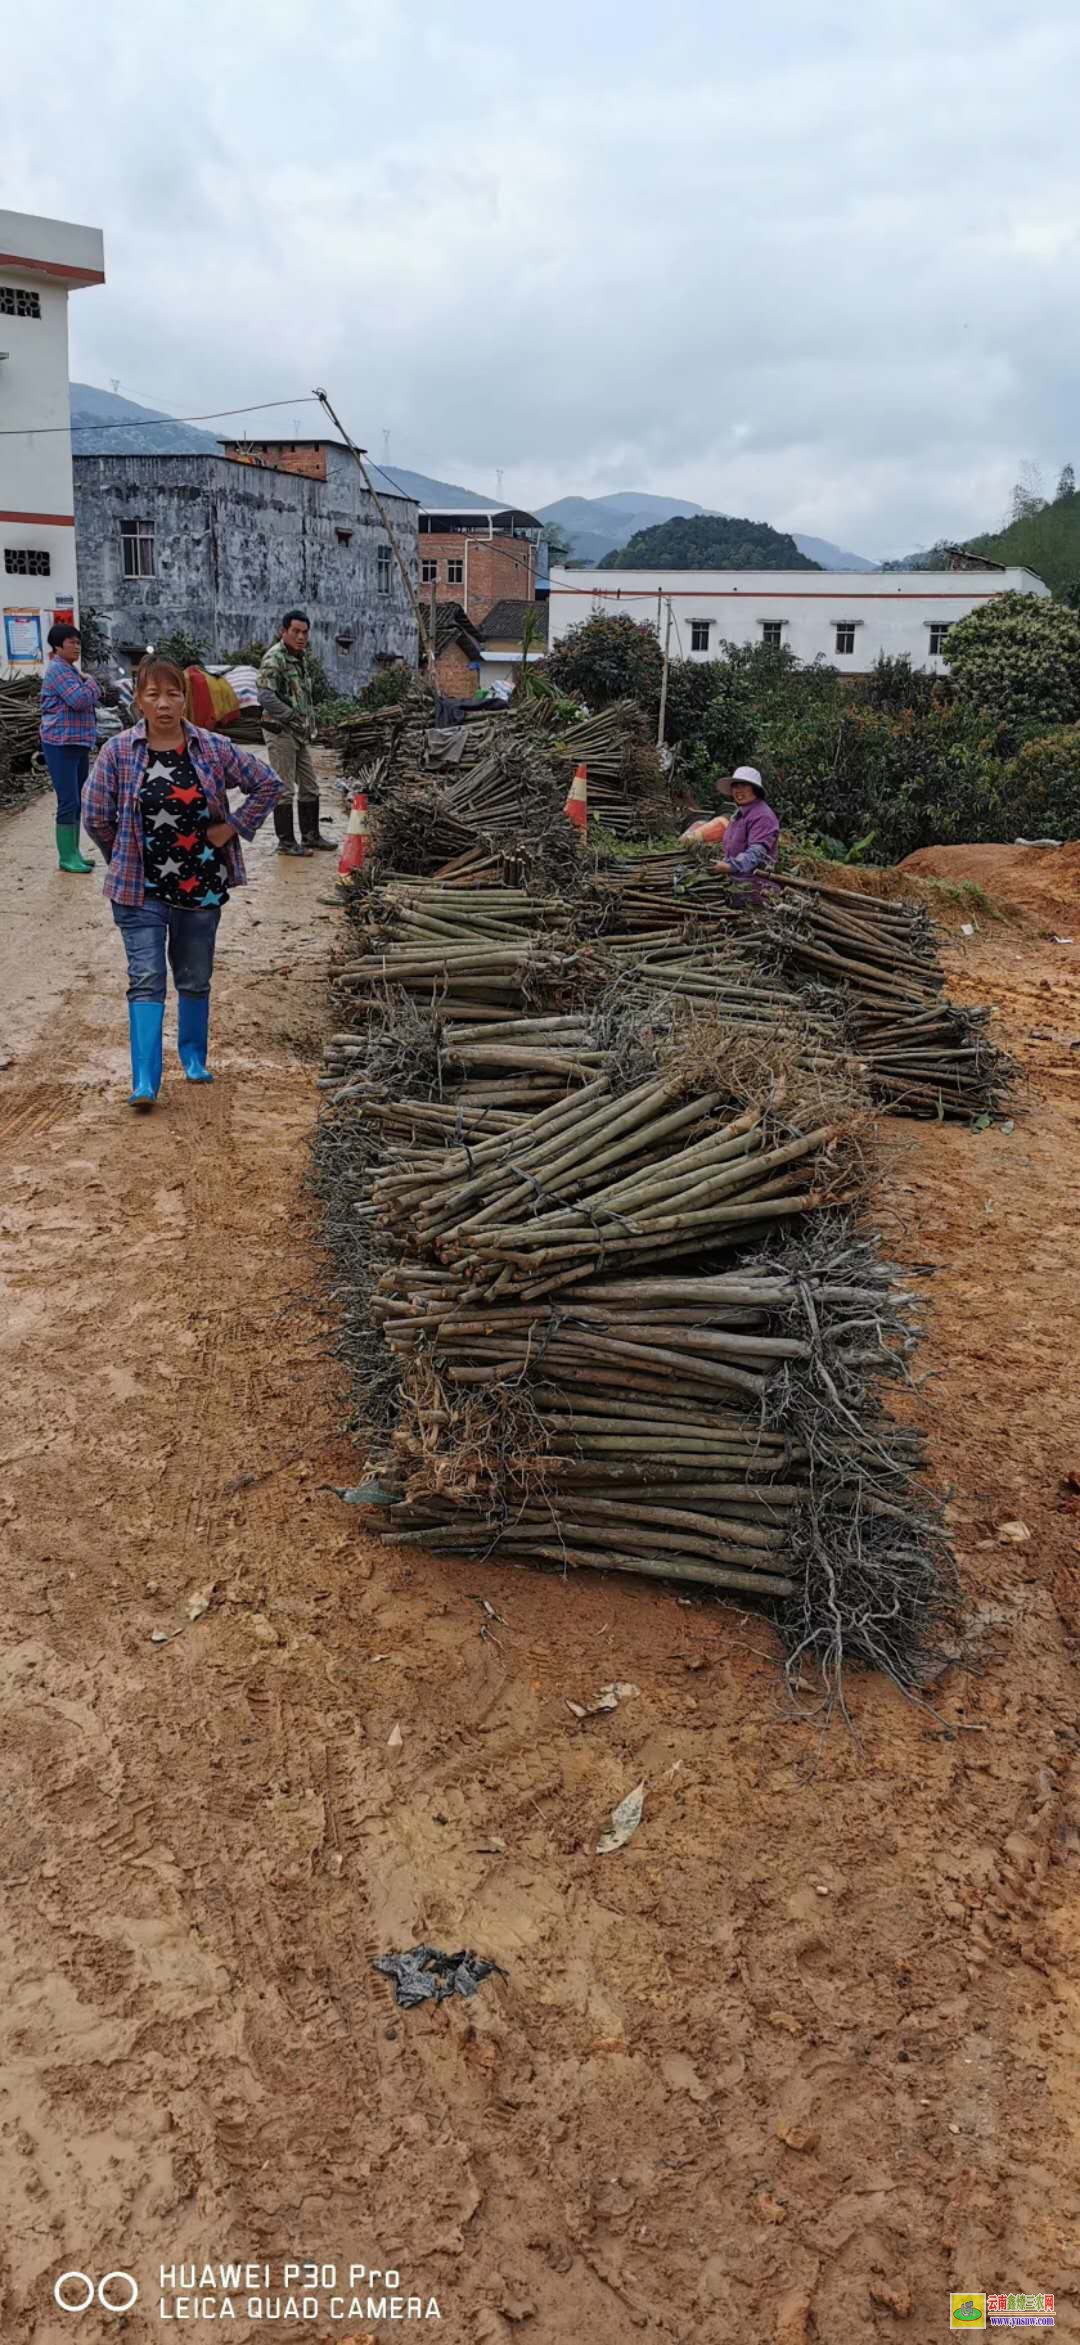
[1057,463,1076,500]
[155,626,204,669]
[545,612,663,710]
[76,605,109,663]
[862,653,943,716]
[598,514,821,572]
[945,591,1080,726]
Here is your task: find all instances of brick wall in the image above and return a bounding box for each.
[435,639,478,699]
[221,442,328,481]
[421,533,535,623]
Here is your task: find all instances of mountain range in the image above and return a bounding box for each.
[68,386,877,569]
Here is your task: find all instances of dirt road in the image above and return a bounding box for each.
[3,799,1080,2343]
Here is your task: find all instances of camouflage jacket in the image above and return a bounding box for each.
[257,639,317,732]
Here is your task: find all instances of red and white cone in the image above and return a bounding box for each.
[338,789,369,880]
[564,762,588,832]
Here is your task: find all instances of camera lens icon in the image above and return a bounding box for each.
[54,2272,140,2314]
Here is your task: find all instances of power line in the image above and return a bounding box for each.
[0,394,322,440]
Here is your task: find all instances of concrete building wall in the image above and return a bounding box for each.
[0,208,105,666]
[547,566,1052,676]
[73,450,419,691]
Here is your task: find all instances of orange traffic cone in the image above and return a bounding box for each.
[338,789,369,879]
[564,762,588,831]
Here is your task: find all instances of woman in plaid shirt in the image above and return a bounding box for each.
[84,657,280,1109]
[39,620,102,873]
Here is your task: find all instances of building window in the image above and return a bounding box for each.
[760,620,784,649]
[0,285,42,318]
[835,622,856,656]
[447,559,464,587]
[928,622,952,657]
[121,522,155,579]
[421,560,438,585]
[335,526,353,545]
[690,619,711,653]
[4,546,51,576]
[377,544,392,595]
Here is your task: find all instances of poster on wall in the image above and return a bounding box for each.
[4,608,44,663]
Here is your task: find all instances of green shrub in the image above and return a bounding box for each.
[947,591,1080,726]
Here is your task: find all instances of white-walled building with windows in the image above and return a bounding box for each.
[547,565,1050,674]
[0,207,105,668]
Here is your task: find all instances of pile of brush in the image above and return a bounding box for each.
[0,675,44,805]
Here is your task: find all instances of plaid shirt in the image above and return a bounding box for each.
[83,720,280,906]
[40,656,101,748]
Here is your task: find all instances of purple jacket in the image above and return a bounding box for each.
[722,796,779,901]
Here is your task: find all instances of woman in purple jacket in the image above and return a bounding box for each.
[714,765,780,904]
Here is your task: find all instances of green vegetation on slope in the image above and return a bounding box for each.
[597,514,821,572]
[963,488,1080,599]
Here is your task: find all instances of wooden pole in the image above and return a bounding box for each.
[656,595,673,749]
[312,384,434,672]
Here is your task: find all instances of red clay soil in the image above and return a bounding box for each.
[2,807,1080,2344]
[900,838,1080,932]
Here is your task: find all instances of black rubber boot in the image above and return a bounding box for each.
[298,797,337,852]
[274,802,310,857]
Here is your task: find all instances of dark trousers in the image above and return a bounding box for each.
[111,900,222,1002]
[43,744,90,824]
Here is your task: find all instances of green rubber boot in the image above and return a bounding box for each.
[57,821,93,874]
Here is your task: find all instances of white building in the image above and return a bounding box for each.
[547,565,1050,675]
[0,208,105,669]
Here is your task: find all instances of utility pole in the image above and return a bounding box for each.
[312,385,434,672]
[656,596,673,749]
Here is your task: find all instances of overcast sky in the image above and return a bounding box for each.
[5,0,1080,556]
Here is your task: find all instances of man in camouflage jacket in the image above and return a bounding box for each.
[257,610,334,855]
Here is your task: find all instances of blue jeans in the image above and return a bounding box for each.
[112,899,221,1002]
[43,743,90,823]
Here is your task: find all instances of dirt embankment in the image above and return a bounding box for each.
[2,803,1080,2343]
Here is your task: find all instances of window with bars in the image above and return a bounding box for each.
[446,559,464,587]
[835,622,856,656]
[690,619,711,653]
[121,523,155,579]
[760,620,784,649]
[377,544,392,595]
[928,621,952,657]
[4,546,50,576]
[0,285,42,318]
[421,559,438,584]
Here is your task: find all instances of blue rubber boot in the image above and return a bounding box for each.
[128,999,164,1110]
[177,993,213,1083]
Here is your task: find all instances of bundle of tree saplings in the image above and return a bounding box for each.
[319,1023,952,1684]
[763,874,1014,1119]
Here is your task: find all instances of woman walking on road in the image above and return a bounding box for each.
[40,621,101,873]
[83,657,280,1110]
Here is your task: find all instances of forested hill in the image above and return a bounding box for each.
[597,514,822,570]
[961,489,1080,599]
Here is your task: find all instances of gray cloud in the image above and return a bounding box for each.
[6,0,1079,554]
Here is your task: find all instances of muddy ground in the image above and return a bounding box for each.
[2,795,1079,2343]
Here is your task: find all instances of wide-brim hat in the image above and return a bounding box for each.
[716,765,766,798]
